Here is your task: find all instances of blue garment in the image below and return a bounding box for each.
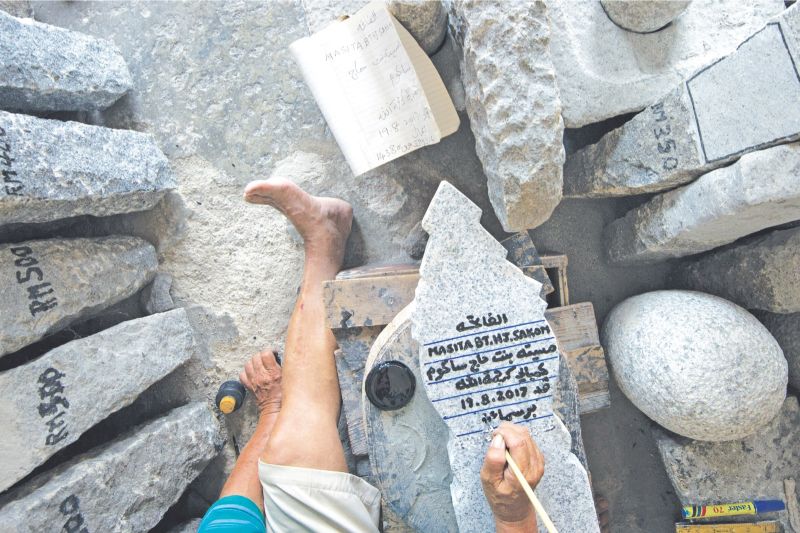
[197,495,267,533]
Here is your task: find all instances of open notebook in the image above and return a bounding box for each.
[290,2,459,176]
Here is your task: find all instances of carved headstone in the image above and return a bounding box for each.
[364,303,591,532]
[0,236,158,357]
[0,11,131,112]
[0,403,221,532]
[449,0,564,231]
[606,142,800,264]
[0,110,175,226]
[0,308,195,492]
[410,181,597,532]
[676,227,800,314]
[564,4,800,197]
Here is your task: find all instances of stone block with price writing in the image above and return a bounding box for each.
[0,308,195,493]
[411,181,598,533]
[0,403,221,533]
[605,142,800,264]
[0,10,131,112]
[0,236,157,358]
[564,3,800,198]
[0,110,175,226]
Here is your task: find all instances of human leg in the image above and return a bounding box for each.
[244,178,352,472]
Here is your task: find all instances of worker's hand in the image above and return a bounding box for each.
[239,348,282,416]
[480,422,545,529]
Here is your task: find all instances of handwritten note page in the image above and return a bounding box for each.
[422,310,559,437]
[290,2,459,175]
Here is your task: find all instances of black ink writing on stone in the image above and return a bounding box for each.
[460,385,528,411]
[38,367,70,446]
[427,324,551,358]
[481,403,539,425]
[59,494,89,533]
[0,125,21,196]
[456,312,509,332]
[651,102,679,171]
[10,245,58,316]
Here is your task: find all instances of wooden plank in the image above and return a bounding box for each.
[326,267,552,329]
[541,254,569,307]
[334,350,369,456]
[324,273,420,330]
[544,302,600,351]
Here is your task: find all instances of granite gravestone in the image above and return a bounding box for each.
[0,11,131,112]
[0,110,175,226]
[0,236,157,357]
[411,181,598,533]
[564,3,800,197]
[605,142,800,264]
[365,302,593,532]
[0,403,221,533]
[0,309,196,492]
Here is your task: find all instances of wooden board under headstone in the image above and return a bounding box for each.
[410,181,598,532]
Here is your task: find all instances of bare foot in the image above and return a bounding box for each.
[244,178,353,265]
[239,349,283,416]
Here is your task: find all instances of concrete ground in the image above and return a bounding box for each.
[29,1,681,530]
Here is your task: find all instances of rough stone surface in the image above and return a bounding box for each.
[654,396,800,532]
[0,110,175,226]
[0,308,195,493]
[0,403,221,533]
[388,1,447,54]
[140,272,175,314]
[759,312,800,390]
[411,182,597,532]
[0,10,131,112]
[564,3,800,197]
[676,227,800,313]
[167,518,202,533]
[606,142,800,264]
[0,0,32,18]
[603,290,788,441]
[549,0,785,128]
[601,0,691,33]
[449,0,564,231]
[403,220,428,260]
[0,236,157,357]
[302,0,446,55]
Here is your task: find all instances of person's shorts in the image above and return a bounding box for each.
[259,461,381,533]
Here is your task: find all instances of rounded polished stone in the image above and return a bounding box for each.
[603,290,787,441]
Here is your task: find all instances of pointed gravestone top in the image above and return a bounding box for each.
[412,181,562,531]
